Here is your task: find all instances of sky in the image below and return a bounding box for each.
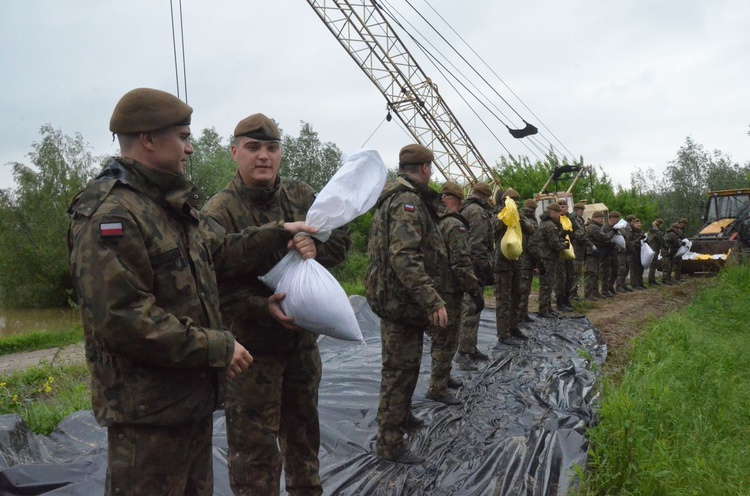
[1,0,748,193]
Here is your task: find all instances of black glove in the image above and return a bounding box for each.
[537,261,547,276]
[483,272,495,286]
[471,293,485,314]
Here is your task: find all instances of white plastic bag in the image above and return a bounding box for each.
[259,149,387,342]
[612,219,627,249]
[641,241,655,268]
[675,238,692,258]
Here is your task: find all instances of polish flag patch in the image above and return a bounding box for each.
[404,204,415,212]
[100,222,124,237]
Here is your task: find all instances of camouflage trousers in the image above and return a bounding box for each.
[555,258,576,301]
[584,255,601,298]
[662,255,674,283]
[224,345,322,496]
[601,251,618,292]
[106,416,213,496]
[458,285,485,354]
[428,292,462,397]
[616,251,630,288]
[572,244,586,297]
[495,266,521,339]
[518,257,535,318]
[377,318,425,458]
[673,256,684,280]
[630,251,644,287]
[647,257,660,283]
[538,258,560,313]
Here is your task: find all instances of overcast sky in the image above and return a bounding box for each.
[1,0,748,193]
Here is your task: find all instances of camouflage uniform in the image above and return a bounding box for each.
[67,158,289,496]
[493,206,534,338]
[536,213,567,314]
[202,173,350,496]
[570,210,587,298]
[663,226,682,284]
[630,225,645,288]
[429,210,479,397]
[366,175,447,459]
[601,230,618,296]
[518,207,540,320]
[647,225,666,284]
[584,219,615,299]
[674,225,685,281]
[457,196,494,356]
[555,212,577,309]
[616,222,634,291]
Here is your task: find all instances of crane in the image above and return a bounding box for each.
[305,0,503,189]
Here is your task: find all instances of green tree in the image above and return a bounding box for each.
[188,127,235,202]
[280,122,342,191]
[0,125,98,308]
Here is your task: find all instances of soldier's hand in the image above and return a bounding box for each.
[289,234,317,260]
[268,292,304,331]
[283,221,319,236]
[471,293,485,314]
[226,341,253,380]
[429,306,448,328]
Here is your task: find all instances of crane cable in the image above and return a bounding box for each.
[420,0,578,161]
[169,0,191,176]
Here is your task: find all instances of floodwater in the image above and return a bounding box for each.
[0,307,79,337]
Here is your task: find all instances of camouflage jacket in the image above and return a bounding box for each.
[536,213,567,260]
[459,196,494,282]
[620,224,635,254]
[67,157,290,427]
[648,226,666,253]
[365,175,447,326]
[521,207,541,264]
[438,210,480,296]
[585,219,615,256]
[570,212,586,246]
[664,227,682,257]
[632,227,644,251]
[202,173,350,354]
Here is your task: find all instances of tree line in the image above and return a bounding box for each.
[0,123,748,309]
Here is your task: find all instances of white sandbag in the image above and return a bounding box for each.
[259,149,387,342]
[613,233,626,250]
[613,219,628,230]
[641,241,655,268]
[675,238,692,258]
[260,251,363,343]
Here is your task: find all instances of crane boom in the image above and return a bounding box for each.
[305,0,501,188]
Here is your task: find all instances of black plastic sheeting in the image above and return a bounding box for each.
[0,296,606,495]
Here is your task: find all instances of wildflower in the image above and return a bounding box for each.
[0,382,6,388]
[11,394,18,403]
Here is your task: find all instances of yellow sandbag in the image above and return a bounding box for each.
[558,212,575,260]
[498,197,522,260]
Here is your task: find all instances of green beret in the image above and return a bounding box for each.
[557,198,568,206]
[234,113,281,141]
[654,218,664,226]
[503,187,520,200]
[523,199,538,209]
[472,182,492,196]
[679,217,688,224]
[109,88,192,134]
[671,223,681,229]
[626,214,636,222]
[573,203,585,210]
[399,144,434,166]
[593,210,605,218]
[609,211,621,219]
[441,181,465,200]
[546,202,562,212]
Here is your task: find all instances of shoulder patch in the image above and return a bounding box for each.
[404,204,416,212]
[100,222,124,237]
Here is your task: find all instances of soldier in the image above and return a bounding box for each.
[536,203,568,318]
[365,144,448,465]
[647,218,666,286]
[492,188,532,346]
[455,181,494,368]
[555,199,576,312]
[674,217,688,281]
[630,218,647,289]
[67,89,315,496]
[570,203,587,299]
[616,214,635,292]
[203,113,350,495]
[583,210,614,300]
[601,211,621,297]
[663,223,682,285]
[518,199,540,325]
[429,182,483,403]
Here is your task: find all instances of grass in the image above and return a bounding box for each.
[0,325,83,356]
[0,361,91,435]
[574,264,750,495]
